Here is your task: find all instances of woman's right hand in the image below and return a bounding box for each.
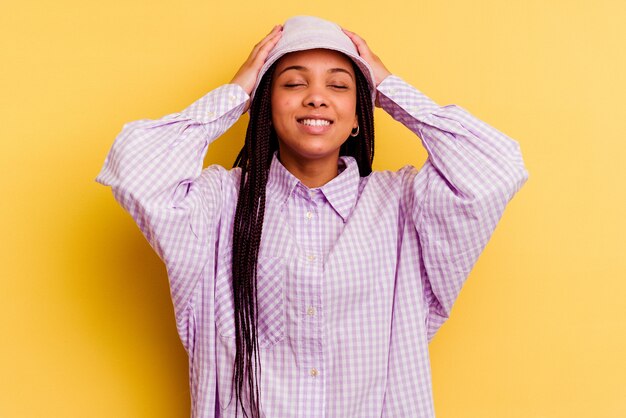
[230,24,283,111]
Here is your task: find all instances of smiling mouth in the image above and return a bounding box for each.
[297,118,333,127]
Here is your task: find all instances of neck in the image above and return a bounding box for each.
[277,150,340,188]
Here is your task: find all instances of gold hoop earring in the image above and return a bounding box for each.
[350,125,359,137]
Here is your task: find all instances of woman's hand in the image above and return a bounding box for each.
[342,28,392,107]
[230,25,283,111]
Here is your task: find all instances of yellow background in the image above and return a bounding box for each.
[1,0,624,416]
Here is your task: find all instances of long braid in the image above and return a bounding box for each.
[232,64,277,418]
[341,61,375,176]
[230,57,374,418]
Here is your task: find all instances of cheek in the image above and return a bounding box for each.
[272,99,297,123]
[339,98,357,122]
[340,94,357,112]
[278,97,297,108]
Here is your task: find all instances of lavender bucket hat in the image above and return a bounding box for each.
[250,15,377,107]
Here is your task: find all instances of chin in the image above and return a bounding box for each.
[281,143,341,162]
[276,130,348,162]
[297,148,339,161]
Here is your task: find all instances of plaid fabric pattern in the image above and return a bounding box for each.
[96,75,529,417]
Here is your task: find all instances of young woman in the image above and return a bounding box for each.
[97,15,529,418]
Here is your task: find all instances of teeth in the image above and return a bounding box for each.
[300,119,331,127]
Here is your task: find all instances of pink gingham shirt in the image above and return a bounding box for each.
[96,75,529,417]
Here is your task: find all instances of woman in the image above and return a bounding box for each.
[96,15,529,418]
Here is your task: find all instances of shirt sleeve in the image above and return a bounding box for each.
[95,83,249,324]
[377,75,530,341]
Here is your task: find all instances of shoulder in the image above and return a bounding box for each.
[191,163,242,206]
[359,165,420,203]
[197,163,242,186]
[366,165,419,187]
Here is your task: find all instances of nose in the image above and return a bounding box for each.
[302,84,328,108]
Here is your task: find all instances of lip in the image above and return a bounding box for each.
[296,121,332,135]
[296,115,334,135]
[296,115,334,122]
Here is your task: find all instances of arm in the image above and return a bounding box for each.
[95,24,283,326]
[377,75,529,341]
[95,84,249,322]
[343,28,528,341]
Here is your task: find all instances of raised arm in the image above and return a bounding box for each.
[95,25,283,325]
[344,29,529,341]
[377,75,529,341]
[95,84,248,322]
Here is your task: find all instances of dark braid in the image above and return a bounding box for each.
[340,61,375,176]
[230,55,374,418]
[231,63,277,418]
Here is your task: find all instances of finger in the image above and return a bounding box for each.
[253,30,282,63]
[250,25,283,55]
[253,28,282,58]
[341,29,369,55]
[260,26,283,48]
[342,28,365,44]
[252,25,283,55]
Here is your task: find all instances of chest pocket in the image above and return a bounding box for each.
[215,251,286,349]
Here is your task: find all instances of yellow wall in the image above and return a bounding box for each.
[2,0,624,416]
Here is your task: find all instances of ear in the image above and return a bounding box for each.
[353,114,359,129]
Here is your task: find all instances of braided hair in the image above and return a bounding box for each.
[230,56,375,418]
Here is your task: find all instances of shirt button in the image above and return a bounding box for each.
[305,211,313,220]
[229,94,237,102]
[207,111,215,117]
[310,368,319,377]
[307,254,316,262]
[307,306,316,316]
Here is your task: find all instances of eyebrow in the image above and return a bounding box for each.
[277,65,355,81]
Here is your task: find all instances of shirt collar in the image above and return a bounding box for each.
[266,151,361,222]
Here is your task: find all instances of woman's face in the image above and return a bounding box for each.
[271,48,358,165]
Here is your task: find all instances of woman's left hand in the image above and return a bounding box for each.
[342,28,392,108]
[342,28,392,88]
